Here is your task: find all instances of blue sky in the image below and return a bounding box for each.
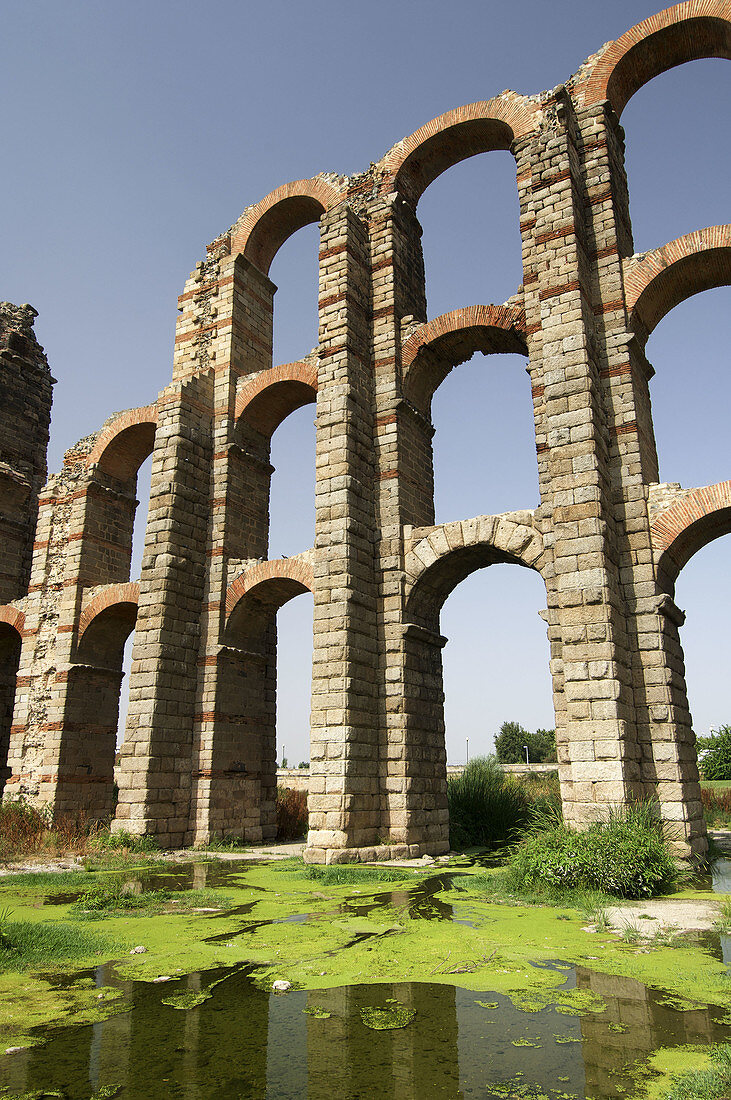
[2,1,729,764]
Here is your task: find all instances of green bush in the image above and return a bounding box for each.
[276,786,308,840]
[507,802,679,899]
[447,756,531,850]
[699,725,731,781]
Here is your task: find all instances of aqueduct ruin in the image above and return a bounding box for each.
[2,2,729,861]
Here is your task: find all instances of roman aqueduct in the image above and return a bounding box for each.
[1,2,729,861]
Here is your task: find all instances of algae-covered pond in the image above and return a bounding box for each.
[1,856,730,1099]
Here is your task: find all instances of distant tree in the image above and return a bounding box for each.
[280,756,288,769]
[297,760,309,769]
[699,725,731,781]
[533,728,557,763]
[494,721,531,763]
[494,722,557,764]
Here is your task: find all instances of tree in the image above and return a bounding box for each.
[494,721,532,763]
[494,721,557,763]
[698,725,731,781]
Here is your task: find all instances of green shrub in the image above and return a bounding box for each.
[699,725,731,781]
[447,756,531,850]
[507,802,679,899]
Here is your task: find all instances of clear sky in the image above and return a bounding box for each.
[2,1,729,765]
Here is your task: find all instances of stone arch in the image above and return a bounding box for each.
[381,94,540,206]
[652,481,731,589]
[56,584,140,823]
[235,361,318,436]
[405,514,547,625]
[225,555,314,642]
[625,226,731,340]
[75,408,157,591]
[0,608,23,796]
[86,406,158,479]
[578,1,731,117]
[77,582,139,658]
[230,178,346,276]
[401,304,527,412]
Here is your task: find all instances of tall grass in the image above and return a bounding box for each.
[658,1043,731,1100]
[447,757,532,850]
[701,785,731,827]
[276,787,308,841]
[0,799,156,862]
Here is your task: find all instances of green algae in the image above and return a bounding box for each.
[359,1003,416,1030]
[1,853,730,1068]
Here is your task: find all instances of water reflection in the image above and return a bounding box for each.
[3,958,731,1099]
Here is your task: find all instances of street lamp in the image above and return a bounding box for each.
[523,744,529,765]
[466,738,469,764]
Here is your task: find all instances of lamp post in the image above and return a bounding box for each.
[523,744,529,765]
[466,738,469,764]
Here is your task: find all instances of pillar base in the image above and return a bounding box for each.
[304,840,450,864]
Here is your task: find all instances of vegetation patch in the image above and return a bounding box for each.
[276,787,308,840]
[0,916,114,974]
[301,865,413,887]
[447,756,532,849]
[70,881,232,918]
[506,802,680,899]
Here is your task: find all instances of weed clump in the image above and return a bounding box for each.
[276,787,308,841]
[302,865,410,886]
[447,757,531,850]
[507,802,680,899]
[0,916,113,972]
[657,1042,731,1099]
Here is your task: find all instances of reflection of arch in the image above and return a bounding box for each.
[652,481,731,587]
[382,95,540,205]
[225,556,314,641]
[405,515,546,622]
[625,226,731,339]
[579,1,731,116]
[402,305,527,410]
[231,178,346,276]
[235,361,318,435]
[86,406,158,479]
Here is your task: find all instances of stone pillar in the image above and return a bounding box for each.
[186,248,280,844]
[113,372,213,845]
[573,100,706,855]
[516,95,643,827]
[305,204,382,862]
[367,192,450,856]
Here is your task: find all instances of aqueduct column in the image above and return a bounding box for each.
[305,204,382,860]
[113,374,213,845]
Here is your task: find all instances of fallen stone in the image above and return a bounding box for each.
[272,980,292,993]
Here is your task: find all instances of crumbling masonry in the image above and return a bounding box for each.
[3,2,730,861]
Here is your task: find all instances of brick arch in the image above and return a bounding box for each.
[652,481,731,587]
[235,361,318,436]
[405,514,547,623]
[78,583,140,642]
[381,95,540,206]
[225,555,314,629]
[230,178,346,276]
[401,304,527,411]
[578,1,731,117]
[625,226,731,339]
[86,406,158,480]
[0,606,24,637]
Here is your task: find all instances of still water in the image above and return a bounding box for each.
[2,861,730,1099]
